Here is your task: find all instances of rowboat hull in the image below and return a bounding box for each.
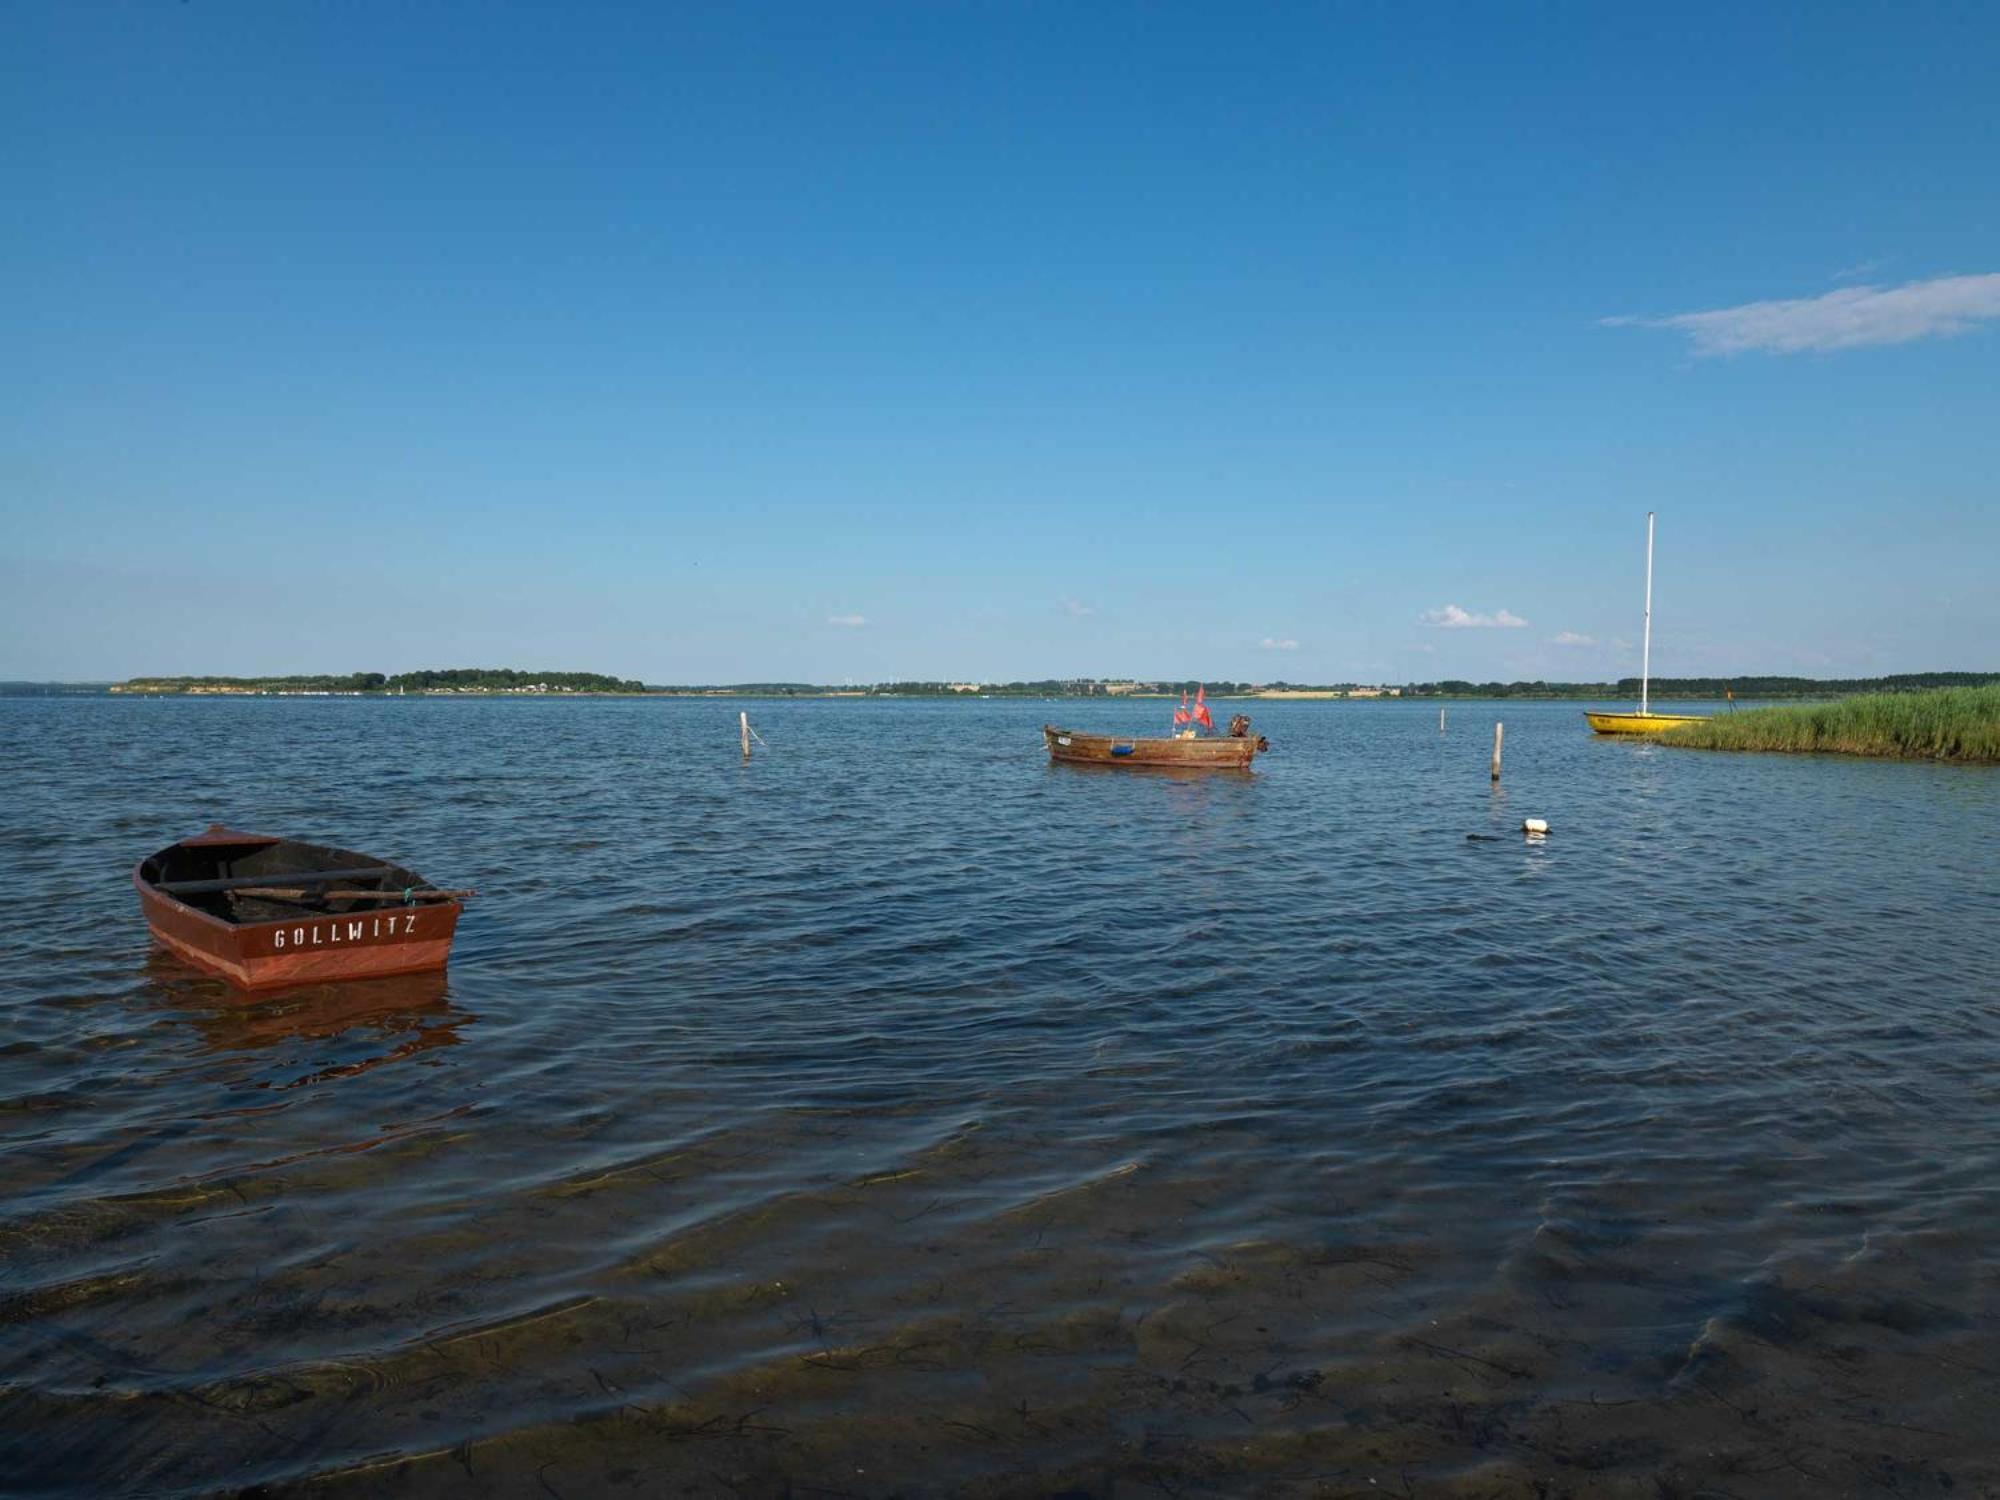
[1044,725,1262,769]
[1583,710,1709,735]
[134,827,463,993]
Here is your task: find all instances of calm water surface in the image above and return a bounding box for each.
[1,696,1995,1497]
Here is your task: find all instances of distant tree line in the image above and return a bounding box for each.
[1401,680,1614,699]
[93,669,2000,700]
[1631,673,2000,696]
[647,680,1236,696]
[647,683,827,696]
[1400,673,2000,700]
[117,673,388,692]
[112,668,645,694]
[385,668,645,692]
[862,680,1269,696]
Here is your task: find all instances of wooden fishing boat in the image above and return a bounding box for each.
[1043,725,1266,769]
[134,825,471,992]
[1586,511,1710,737]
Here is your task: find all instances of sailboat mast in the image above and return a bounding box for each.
[1640,510,1655,716]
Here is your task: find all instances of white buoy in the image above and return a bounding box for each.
[1522,818,1549,834]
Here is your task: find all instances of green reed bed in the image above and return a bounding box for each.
[1661,684,2000,763]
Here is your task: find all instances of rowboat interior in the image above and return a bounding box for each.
[138,831,428,923]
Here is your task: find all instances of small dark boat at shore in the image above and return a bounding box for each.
[1043,723,1267,770]
[134,825,471,992]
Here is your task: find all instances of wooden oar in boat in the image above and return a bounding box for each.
[156,867,392,895]
[228,886,475,903]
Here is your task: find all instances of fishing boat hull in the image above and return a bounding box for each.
[134,827,463,992]
[1583,710,1709,735]
[1044,725,1262,769]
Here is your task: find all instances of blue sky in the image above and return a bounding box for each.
[4,2,1996,684]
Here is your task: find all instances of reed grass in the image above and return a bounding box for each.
[1661,685,2000,763]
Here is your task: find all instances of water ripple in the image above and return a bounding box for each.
[0,695,1995,1495]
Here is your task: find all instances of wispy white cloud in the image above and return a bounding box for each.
[1551,631,1595,646]
[1420,604,1528,629]
[1259,636,1300,651]
[1604,272,2000,356]
[1061,599,1094,617]
[827,613,867,628]
[1830,257,1886,283]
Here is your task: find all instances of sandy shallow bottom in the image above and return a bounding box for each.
[8,1094,1993,1498]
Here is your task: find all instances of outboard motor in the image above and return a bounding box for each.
[1227,713,1271,752]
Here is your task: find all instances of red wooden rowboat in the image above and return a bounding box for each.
[134,825,468,992]
[1043,724,1268,770]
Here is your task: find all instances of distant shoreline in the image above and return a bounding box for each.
[7,671,1996,702]
[55,686,1941,702]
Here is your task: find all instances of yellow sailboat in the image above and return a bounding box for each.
[1584,511,1709,735]
[1584,708,1707,733]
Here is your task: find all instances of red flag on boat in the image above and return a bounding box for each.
[1194,685,1214,730]
[1174,691,1191,727]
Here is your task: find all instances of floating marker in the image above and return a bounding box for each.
[1522,818,1549,835]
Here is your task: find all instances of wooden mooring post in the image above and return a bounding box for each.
[740,711,751,760]
[1490,721,1504,782]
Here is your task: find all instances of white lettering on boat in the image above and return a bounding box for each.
[311,926,323,945]
[264,914,422,953]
